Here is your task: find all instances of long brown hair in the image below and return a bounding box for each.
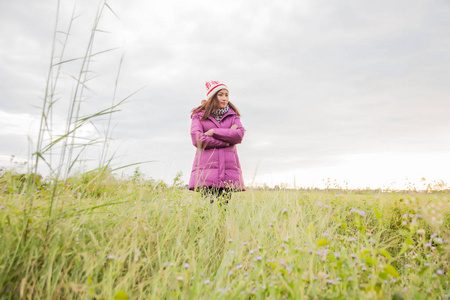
[191,91,241,120]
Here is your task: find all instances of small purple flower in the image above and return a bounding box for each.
[437,270,444,275]
[184,263,190,269]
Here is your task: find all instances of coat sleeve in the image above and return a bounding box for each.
[212,116,246,144]
[191,114,229,149]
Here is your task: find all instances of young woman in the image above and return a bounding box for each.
[188,81,246,203]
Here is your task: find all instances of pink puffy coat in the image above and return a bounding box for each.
[189,108,246,191]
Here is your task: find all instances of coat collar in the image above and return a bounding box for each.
[193,108,236,127]
[207,108,236,127]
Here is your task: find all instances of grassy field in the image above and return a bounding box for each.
[1,172,449,299]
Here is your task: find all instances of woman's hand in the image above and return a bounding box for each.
[230,124,238,130]
[204,129,214,136]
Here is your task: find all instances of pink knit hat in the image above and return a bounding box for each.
[205,81,228,100]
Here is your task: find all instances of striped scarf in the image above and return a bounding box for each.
[211,104,229,122]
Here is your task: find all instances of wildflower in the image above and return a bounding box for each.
[431,233,438,239]
[405,264,411,268]
[347,276,353,281]
[269,223,274,227]
[203,279,210,285]
[316,201,323,207]
[417,229,426,235]
[282,208,288,214]
[242,242,248,246]
[402,214,408,218]
[236,264,243,269]
[334,252,341,259]
[348,238,357,242]
[228,270,234,276]
[184,263,190,269]
[107,254,116,259]
[229,250,235,254]
[255,256,263,261]
[425,243,432,248]
[177,276,184,281]
[327,279,337,285]
[249,250,254,254]
[437,270,444,275]
[228,239,233,242]
[358,210,366,217]
[323,232,330,237]
[435,238,443,244]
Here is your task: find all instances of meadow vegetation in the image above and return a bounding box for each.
[1,171,449,299]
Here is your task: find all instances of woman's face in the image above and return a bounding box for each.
[216,89,229,109]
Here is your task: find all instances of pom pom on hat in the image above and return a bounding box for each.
[205,81,228,100]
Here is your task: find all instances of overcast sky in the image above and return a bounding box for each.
[1,0,450,189]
